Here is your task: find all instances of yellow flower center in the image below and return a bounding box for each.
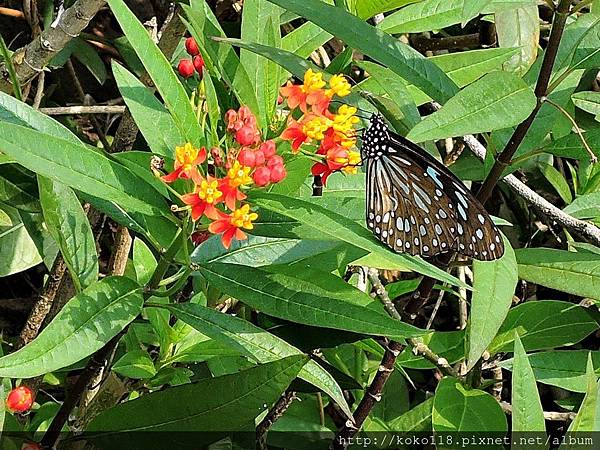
[327,74,351,98]
[175,142,200,171]
[230,204,258,229]
[198,179,222,204]
[342,150,361,174]
[227,161,253,188]
[302,69,326,93]
[303,116,332,140]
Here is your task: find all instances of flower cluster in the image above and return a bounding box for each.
[280,69,361,184]
[160,107,287,248]
[177,37,205,79]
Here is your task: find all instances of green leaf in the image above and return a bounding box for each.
[372,369,409,422]
[349,0,421,19]
[112,350,157,379]
[433,377,507,433]
[267,0,459,103]
[461,0,491,25]
[379,0,464,33]
[489,300,599,354]
[573,16,600,70]
[564,191,600,219]
[0,276,143,378]
[251,191,465,286]
[197,262,425,340]
[564,354,600,438]
[572,91,600,117]
[406,71,536,142]
[357,61,421,130]
[515,248,600,300]
[466,236,517,370]
[183,2,261,124]
[86,356,307,439]
[240,0,281,130]
[0,201,42,276]
[501,350,600,393]
[164,302,353,418]
[512,334,546,435]
[387,397,433,432]
[112,62,185,158]
[106,0,204,147]
[0,167,41,213]
[495,4,539,76]
[38,177,98,291]
[539,163,573,204]
[542,129,600,161]
[0,122,169,217]
[193,234,340,267]
[132,238,157,285]
[71,38,108,85]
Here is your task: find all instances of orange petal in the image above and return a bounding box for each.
[160,167,182,183]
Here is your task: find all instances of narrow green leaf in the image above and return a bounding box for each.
[495,4,539,76]
[0,167,41,213]
[461,0,491,25]
[572,91,600,116]
[542,129,600,161]
[501,350,600,393]
[112,62,185,157]
[563,354,600,439]
[183,2,261,124]
[86,356,306,438]
[112,350,157,379]
[132,238,157,285]
[379,0,464,33]
[387,397,433,432]
[539,163,573,204]
[489,300,599,354]
[107,0,204,147]
[197,262,425,340]
[0,276,143,378]
[406,71,536,142]
[351,0,422,19]
[38,176,98,291]
[0,122,169,217]
[512,335,546,436]
[240,0,281,129]
[251,191,465,286]
[467,236,517,370]
[565,190,600,219]
[573,16,600,70]
[267,0,459,103]
[515,248,600,300]
[193,234,340,267]
[0,201,42,276]
[165,302,353,418]
[432,377,507,432]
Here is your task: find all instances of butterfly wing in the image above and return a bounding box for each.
[366,129,504,261]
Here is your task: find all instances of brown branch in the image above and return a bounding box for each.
[39,105,126,115]
[256,391,297,450]
[0,0,106,93]
[476,0,572,204]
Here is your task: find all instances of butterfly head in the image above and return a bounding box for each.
[361,113,390,160]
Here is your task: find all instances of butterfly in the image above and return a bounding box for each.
[361,113,504,261]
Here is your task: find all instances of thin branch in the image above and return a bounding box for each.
[256,391,297,450]
[500,401,576,421]
[476,0,572,204]
[0,0,106,92]
[39,105,126,115]
[0,7,26,19]
[543,96,597,162]
[463,134,600,247]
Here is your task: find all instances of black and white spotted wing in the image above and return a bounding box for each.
[362,114,504,261]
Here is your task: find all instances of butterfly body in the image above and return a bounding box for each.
[362,114,504,261]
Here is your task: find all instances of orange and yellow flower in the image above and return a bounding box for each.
[209,204,258,248]
[182,175,223,221]
[161,143,206,182]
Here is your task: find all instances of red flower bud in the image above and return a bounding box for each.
[260,140,276,158]
[270,164,287,183]
[177,59,195,78]
[253,166,271,186]
[237,147,256,167]
[193,55,205,76]
[6,386,33,413]
[235,126,256,146]
[253,149,266,166]
[185,37,200,56]
[266,155,284,168]
[191,231,211,246]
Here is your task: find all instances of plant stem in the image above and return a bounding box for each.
[476,0,572,204]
